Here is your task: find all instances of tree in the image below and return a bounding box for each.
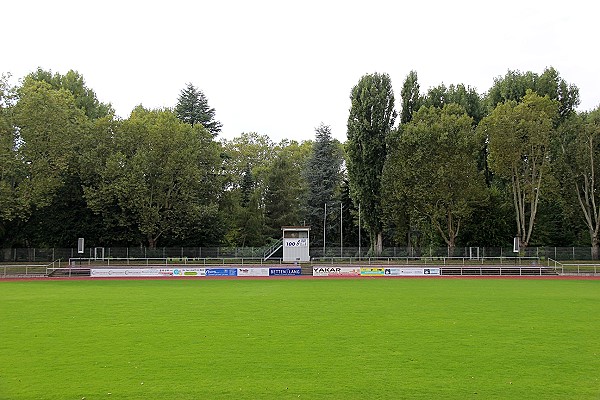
[400,70,421,124]
[240,163,254,208]
[221,132,275,190]
[27,68,113,119]
[422,83,484,124]
[263,154,302,237]
[175,83,222,136]
[346,72,396,255]
[84,107,222,248]
[235,163,265,247]
[13,78,89,212]
[303,124,344,247]
[486,67,579,124]
[220,133,276,245]
[558,107,600,258]
[480,91,559,249]
[383,104,486,255]
[0,74,25,225]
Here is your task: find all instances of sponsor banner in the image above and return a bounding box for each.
[360,267,386,276]
[173,268,206,277]
[383,267,441,276]
[91,268,207,277]
[284,238,308,248]
[312,266,361,277]
[269,267,302,276]
[205,268,238,277]
[91,268,161,277]
[237,267,270,277]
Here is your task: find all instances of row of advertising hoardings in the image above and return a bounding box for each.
[89,266,440,278]
[89,267,302,278]
[312,267,441,277]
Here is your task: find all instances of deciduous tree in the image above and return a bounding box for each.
[27,68,113,119]
[486,67,579,123]
[346,73,396,255]
[84,107,222,248]
[558,107,600,258]
[383,104,486,254]
[400,70,421,124]
[480,91,559,249]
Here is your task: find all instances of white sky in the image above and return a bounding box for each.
[3,0,599,143]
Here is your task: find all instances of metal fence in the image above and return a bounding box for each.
[1,246,598,263]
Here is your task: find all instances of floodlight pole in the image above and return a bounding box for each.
[323,203,327,258]
[358,203,361,261]
[340,202,343,258]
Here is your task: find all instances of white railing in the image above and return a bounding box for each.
[1,260,61,278]
[68,257,284,267]
[547,259,600,275]
[311,256,543,266]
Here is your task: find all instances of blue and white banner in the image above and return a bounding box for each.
[205,268,238,276]
[269,267,302,276]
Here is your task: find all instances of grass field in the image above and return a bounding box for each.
[1,278,599,399]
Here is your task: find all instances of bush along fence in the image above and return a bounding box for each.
[1,246,599,263]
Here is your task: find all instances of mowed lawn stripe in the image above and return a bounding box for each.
[0,279,598,399]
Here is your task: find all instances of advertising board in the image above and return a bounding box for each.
[383,267,441,276]
[360,267,386,276]
[90,268,207,277]
[312,266,361,277]
[237,267,270,277]
[205,268,238,277]
[269,267,302,276]
[172,268,207,277]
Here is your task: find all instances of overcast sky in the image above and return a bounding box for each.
[3,0,599,142]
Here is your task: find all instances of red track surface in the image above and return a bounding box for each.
[2,274,600,282]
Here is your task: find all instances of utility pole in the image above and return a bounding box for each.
[340,202,343,257]
[358,203,361,260]
[323,203,327,258]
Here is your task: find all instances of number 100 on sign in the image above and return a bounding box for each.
[285,239,307,247]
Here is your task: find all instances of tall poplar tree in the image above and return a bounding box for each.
[175,83,222,136]
[400,70,421,124]
[346,73,396,255]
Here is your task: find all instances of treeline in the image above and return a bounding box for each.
[1,67,599,256]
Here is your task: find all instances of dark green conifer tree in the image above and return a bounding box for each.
[175,83,222,136]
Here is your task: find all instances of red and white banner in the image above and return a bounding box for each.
[313,266,361,277]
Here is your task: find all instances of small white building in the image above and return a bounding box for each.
[282,226,311,263]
